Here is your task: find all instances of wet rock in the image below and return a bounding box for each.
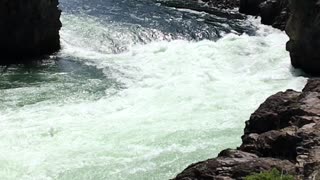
[259,0,289,30]
[0,0,62,64]
[173,79,320,179]
[286,0,320,75]
[239,0,264,15]
[240,0,289,30]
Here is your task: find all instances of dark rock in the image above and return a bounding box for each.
[303,79,320,93]
[240,0,289,30]
[240,127,301,160]
[218,149,258,159]
[0,0,62,64]
[286,0,320,75]
[243,90,300,134]
[239,0,264,15]
[173,154,296,180]
[173,79,320,180]
[259,0,289,30]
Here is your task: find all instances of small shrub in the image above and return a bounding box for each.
[244,168,295,180]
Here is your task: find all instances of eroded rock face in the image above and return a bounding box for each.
[286,0,320,75]
[240,0,289,30]
[173,79,320,180]
[0,0,61,64]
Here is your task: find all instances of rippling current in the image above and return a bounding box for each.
[0,0,308,179]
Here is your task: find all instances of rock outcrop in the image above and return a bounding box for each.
[0,0,61,64]
[173,79,320,180]
[240,0,289,30]
[286,0,320,76]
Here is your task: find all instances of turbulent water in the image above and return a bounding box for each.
[0,0,308,179]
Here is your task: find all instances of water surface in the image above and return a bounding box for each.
[0,0,307,179]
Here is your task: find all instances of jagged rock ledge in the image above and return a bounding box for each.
[173,79,320,180]
[0,0,61,64]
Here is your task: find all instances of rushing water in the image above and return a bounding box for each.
[0,0,307,180]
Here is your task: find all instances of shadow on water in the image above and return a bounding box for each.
[0,57,124,108]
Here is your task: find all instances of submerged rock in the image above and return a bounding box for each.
[286,0,320,75]
[173,79,320,180]
[0,0,61,64]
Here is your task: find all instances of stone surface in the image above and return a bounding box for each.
[0,0,61,64]
[286,0,320,75]
[173,79,320,180]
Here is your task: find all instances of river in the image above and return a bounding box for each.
[0,0,307,179]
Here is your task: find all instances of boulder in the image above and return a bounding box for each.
[0,0,62,64]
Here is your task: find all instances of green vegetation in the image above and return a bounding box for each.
[245,169,295,180]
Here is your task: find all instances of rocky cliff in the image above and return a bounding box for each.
[173,79,320,180]
[0,0,61,64]
[286,0,320,76]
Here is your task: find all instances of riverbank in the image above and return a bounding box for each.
[173,78,320,179]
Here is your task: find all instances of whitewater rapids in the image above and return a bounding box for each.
[0,1,307,179]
